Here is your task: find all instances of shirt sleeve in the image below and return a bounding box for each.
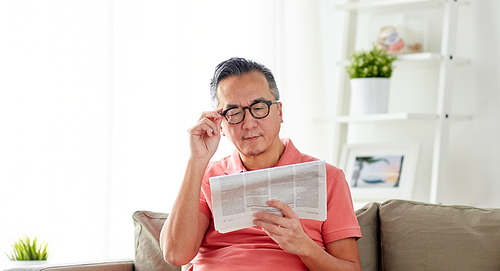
[322,165,362,244]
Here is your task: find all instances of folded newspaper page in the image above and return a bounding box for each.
[210,160,327,233]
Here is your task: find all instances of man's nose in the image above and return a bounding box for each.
[241,109,258,129]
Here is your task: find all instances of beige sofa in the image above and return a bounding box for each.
[6,199,500,271]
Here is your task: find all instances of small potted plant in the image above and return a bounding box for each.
[6,236,49,267]
[346,44,397,115]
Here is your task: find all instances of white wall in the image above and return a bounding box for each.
[0,0,499,267]
[444,0,500,207]
[108,0,284,260]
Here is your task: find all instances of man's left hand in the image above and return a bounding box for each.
[253,200,315,257]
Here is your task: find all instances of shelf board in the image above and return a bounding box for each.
[314,113,472,123]
[336,0,445,12]
[396,52,441,61]
[338,52,469,66]
[396,53,470,65]
[315,113,437,123]
[335,0,471,13]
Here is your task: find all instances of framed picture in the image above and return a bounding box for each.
[339,143,419,200]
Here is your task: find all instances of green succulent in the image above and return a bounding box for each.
[6,236,49,261]
[346,44,397,79]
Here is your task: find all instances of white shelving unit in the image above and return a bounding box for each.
[329,0,470,204]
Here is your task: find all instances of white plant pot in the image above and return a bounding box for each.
[349,78,390,116]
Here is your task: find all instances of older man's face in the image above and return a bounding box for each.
[217,71,282,159]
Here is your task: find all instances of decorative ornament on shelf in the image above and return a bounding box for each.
[6,236,49,267]
[376,26,405,54]
[375,25,424,54]
[346,45,397,116]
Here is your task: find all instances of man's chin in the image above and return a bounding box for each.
[239,138,265,157]
[244,149,265,157]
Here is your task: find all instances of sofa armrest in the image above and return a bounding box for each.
[4,260,134,271]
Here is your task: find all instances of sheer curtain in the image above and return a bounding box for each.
[109,0,327,259]
[0,0,327,263]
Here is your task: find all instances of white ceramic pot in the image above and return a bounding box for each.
[349,78,390,116]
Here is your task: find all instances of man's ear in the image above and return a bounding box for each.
[221,126,225,136]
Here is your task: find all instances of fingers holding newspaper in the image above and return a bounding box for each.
[253,200,315,257]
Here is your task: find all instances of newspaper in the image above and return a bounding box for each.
[210,160,327,233]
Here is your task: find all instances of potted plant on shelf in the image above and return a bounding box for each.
[6,236,49,267]
[346,44,397,116]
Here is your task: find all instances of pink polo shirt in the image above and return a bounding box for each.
[191,138,361,271]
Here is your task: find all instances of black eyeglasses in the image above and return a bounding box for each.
[220,100,279,124]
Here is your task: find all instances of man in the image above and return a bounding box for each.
[160,58,361,270]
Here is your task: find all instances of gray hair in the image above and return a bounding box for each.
[210,57,279,108]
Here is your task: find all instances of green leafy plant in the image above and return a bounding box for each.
[6,236,49,261]
[346,44,397,79]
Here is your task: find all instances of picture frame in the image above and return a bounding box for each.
[339,143,419,200]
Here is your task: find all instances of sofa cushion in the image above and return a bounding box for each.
[134,205,381,271]
[379,200,500,271]
[133,211,180,271]
[355,202,380,271]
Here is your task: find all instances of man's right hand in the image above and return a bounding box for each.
[188,109,223,161]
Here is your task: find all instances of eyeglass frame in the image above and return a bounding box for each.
[219,100,280,125]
